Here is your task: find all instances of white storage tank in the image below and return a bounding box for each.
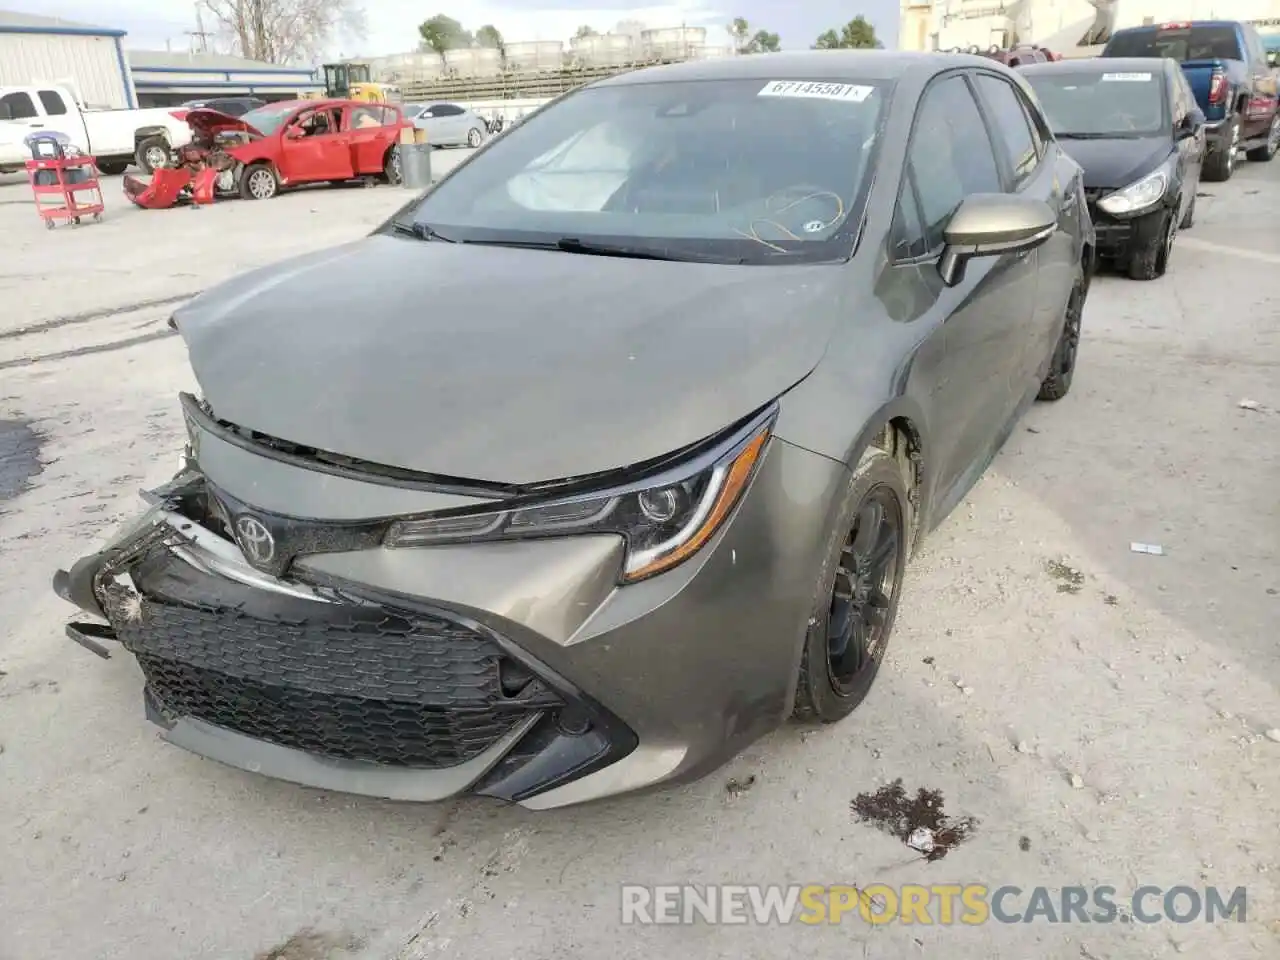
[569,32,635,66]
[444,47,502,76]
[504,40,564,72]
[641,26,706,60]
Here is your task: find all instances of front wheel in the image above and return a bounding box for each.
[792,447,909,723]
[1038,275,1085,401]
[466,126,483,148]
[1127,210,1175,281]
[134,136,170,174]
[1245,113,1280,162]
[239,162,279,200]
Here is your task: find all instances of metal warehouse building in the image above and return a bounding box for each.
[127,51,323,107]
[0,9,135,108]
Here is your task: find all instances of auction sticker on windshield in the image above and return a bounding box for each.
[1101,73,1153,82]
[758,80,875,102]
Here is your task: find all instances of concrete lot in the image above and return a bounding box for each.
[0,152,1277,960]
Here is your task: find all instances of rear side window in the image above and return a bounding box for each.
[906,75,1003,251]
[37,90,67,115]
[1106,25,1242,61]
[974,74,1041,184]
[0,91,37,119]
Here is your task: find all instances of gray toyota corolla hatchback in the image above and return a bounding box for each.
[55,52,1093,808]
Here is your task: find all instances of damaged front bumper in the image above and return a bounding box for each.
[54,399,846,808]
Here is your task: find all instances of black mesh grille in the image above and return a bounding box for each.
[109,556,560,768]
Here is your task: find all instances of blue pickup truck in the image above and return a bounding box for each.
[1101,20,1280,181]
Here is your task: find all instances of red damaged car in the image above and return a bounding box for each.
[124,98,410,209]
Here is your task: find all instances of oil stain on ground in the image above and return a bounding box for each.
[851,779,977,862]
[1044,557,1085,594]
[252,928,364,960]
[0,418,42,502]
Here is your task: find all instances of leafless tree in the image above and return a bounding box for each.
[199,0,367,65]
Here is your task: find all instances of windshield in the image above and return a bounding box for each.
[239,102,298,135]
[1106,25,1240,61]
[1025,71,1168,137]
[405,77,891,264]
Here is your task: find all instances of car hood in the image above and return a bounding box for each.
[185,108,263,139]
[173,235,843,485]
[1056,135,1172,190]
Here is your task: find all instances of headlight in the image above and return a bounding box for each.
[384,410,774,583]
[1097,168,1168,215]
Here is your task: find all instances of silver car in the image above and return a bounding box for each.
[402,101,487,148]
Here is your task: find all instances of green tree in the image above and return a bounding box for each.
[813,16,881,50]
[750,29,780,53]
[574,25,598,39]
[476,23,504,56]
[418,14,472,61]
[728,17,779,54]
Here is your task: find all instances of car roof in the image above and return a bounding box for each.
[1019,57,1172,76]
[591,50,1004,88]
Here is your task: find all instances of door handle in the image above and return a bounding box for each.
[29,122,43,128]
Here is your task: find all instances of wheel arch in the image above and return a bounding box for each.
[133,125,171,146]
[842,400,929,558]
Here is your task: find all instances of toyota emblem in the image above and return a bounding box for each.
[233,515,275,567]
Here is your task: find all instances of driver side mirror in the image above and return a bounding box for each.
[1178,108,1205,139]
[284,127,303,139]
[938,194,1057,287]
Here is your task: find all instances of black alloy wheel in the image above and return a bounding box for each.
[1038,279,1084,401]
[827,487,902,695]
[793,446,910,724]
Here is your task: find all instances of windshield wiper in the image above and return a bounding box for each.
[1056,132,1132,140]
[451,236,740,264]
[553,238,739,263]
[390,221,456,242]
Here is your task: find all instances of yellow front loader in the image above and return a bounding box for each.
[301,62,401,103]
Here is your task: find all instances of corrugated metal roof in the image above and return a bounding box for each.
[128,49,313,72]
[0,9,117,32]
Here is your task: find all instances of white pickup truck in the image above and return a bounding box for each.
[0,84,191,176]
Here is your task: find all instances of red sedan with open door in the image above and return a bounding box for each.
[225,99,409,199]
[124,98,410,209]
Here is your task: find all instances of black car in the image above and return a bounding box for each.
[179,97,266,117]
[1021,57,1204,280]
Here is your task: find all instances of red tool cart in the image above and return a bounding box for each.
[24,132,104,229]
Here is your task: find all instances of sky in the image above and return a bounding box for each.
[5,0,901,58]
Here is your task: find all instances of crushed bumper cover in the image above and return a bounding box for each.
[54,415,846,807]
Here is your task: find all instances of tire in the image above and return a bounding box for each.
[383,145,402,184]
[466,126,483,148]
[1245,113,1280,162]
[134,136,170,174]
[239,162,279,200]
[1179,191,1196,230]
[1202,119,1238,182]
[1126,210,1174,281]
[792,446,910,724]
[96,160,129,176]
[1038,274,1085,401]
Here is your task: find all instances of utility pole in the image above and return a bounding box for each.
[186,1,214,54]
